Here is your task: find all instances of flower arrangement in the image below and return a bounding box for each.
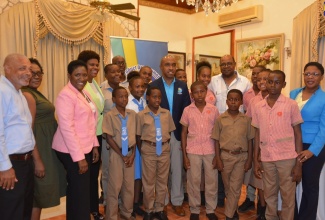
[239,41,279,73]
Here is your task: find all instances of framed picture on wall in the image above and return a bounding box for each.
[236,34,284,78]
[168,51,186,69]
[199,54,221,76]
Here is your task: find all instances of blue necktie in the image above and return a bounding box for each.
[107,87,113,92]
[149,112,162,156]
[132,98,144,111]
[118,114,129,156]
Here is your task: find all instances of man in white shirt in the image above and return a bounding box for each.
[208,54,251,114]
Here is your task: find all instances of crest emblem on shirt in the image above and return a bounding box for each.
[177,88,182,95]
[122,127,128,136]
[277,112,282,116]
[157,128,162,136]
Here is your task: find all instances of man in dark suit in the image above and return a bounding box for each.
[149,55,191,217]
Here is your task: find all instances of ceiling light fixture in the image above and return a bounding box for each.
[176,0,239,15]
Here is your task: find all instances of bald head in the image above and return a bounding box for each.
[3,53,32,90]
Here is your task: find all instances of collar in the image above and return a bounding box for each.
[67,81,83,94]
[2,76,19,92]
[111,106,133,116]
[162,77,175,86]
[143,105,165,115]
[221,110,246,118]
[261,94,286,106]
[188,102,214,110]
[128,94,144,103]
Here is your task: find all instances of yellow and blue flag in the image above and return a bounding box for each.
[110,37,168,80]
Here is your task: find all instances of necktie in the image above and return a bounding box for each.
[132,98,144,112]
[107,87,113,92]
[118,114,129,156]
[149,112,162,156]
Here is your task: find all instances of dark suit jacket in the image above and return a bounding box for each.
[149,77,191,141]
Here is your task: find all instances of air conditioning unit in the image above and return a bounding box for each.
[218,5,263,28]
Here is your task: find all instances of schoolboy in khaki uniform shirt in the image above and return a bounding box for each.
[102,87,137,220]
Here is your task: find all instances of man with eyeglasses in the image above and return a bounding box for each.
[112,55,129,88]
[0,54,36,220]
[208,54,251,208]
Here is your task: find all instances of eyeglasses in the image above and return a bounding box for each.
[220,62,234,67]
[31,71,44,77]
[113,61,125,66]
[303,72,321,77]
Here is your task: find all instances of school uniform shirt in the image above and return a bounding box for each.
[211,111,255,152]
[246,92,263,117]
[136,106,176,143]
[251,94,303,162]
[190,89,216,106]
[180,102,219,155]
[243,87,257,112]
[126,95,147,113]
[102,107,137,148]
[208,72,251,114]
[100,81,115,114]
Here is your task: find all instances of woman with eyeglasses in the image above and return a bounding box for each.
[290,62,325,220]
[22,58,66,220]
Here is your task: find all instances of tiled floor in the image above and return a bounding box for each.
[41,186,259,220]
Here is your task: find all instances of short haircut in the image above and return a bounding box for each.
[196,61,211,78]
[258,69,272,75]
[139,65,152,73]
[104,64,118,74]
[270,70,286,81]
[112,55,125,63]
[29,58,43,73]
[77,50,100,63]
[304,62,324,75]
[146,86,161,97]
[227,89,243,100]
[221,54,236,63]
[129,76,143,87]
[127,71,140,82]
[175,69,185,74]
[190,80,207,92]
[253,65,266,71]
[67,60,87,75]
[112,86,127,98]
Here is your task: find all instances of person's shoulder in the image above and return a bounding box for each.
[150,77,162,86]
[159,107,170,114]
[238,74,250,83]
[126,108,137,116]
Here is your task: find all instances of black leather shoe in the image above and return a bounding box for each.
[155,211,169,220]
[190,213,200,220]
[206,213,218,220]
[238,198,255,213]
[91,212,104,220]
[143,212,154,220]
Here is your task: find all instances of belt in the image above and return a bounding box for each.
[9,151,33,161]
[222,149,247,155]
[143,140,169,146]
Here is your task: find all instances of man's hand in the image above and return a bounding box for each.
[212,156,224,171]
[77,159,88,174]
[0,168,18,190]
[34,158,45,178]
[244,160,252,172]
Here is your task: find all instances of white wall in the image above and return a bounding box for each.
[139,0,316,94]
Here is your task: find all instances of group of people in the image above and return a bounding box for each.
[0,51,324,220]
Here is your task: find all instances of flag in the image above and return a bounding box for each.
[110,37,168,80]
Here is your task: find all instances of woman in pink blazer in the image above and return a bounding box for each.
[52,60,99,220]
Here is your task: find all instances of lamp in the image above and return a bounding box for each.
[176,0,239,15]
[186,53,192,66]
[284,39,291,59]
[194,54,200,65]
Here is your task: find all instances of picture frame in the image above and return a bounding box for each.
[198,54,221,76]
[235,34,284,77]
[168,51,186,69]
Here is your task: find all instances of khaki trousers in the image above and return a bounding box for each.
[262,158,296,220]
[187,153,218,214]
[221,151,248,218]
[106,149,134,220]
[141,141,170,213]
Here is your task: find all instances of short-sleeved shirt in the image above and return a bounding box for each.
[243,87,257,111]
[136,106,176,143]
[211,111,255,152]
[100,81,115,114]
[251,94,303,162]
[190,89,216,106]
[246,92,263,117]
[208,72,251,114]
[102,107,137,148]
[180,102,219,155]
[126,94,147,113]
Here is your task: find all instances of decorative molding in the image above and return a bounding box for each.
[139,0,196,14]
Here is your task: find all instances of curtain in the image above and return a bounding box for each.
[318,37,325,89]
[0,0,127,102]
[290,1,319,90]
